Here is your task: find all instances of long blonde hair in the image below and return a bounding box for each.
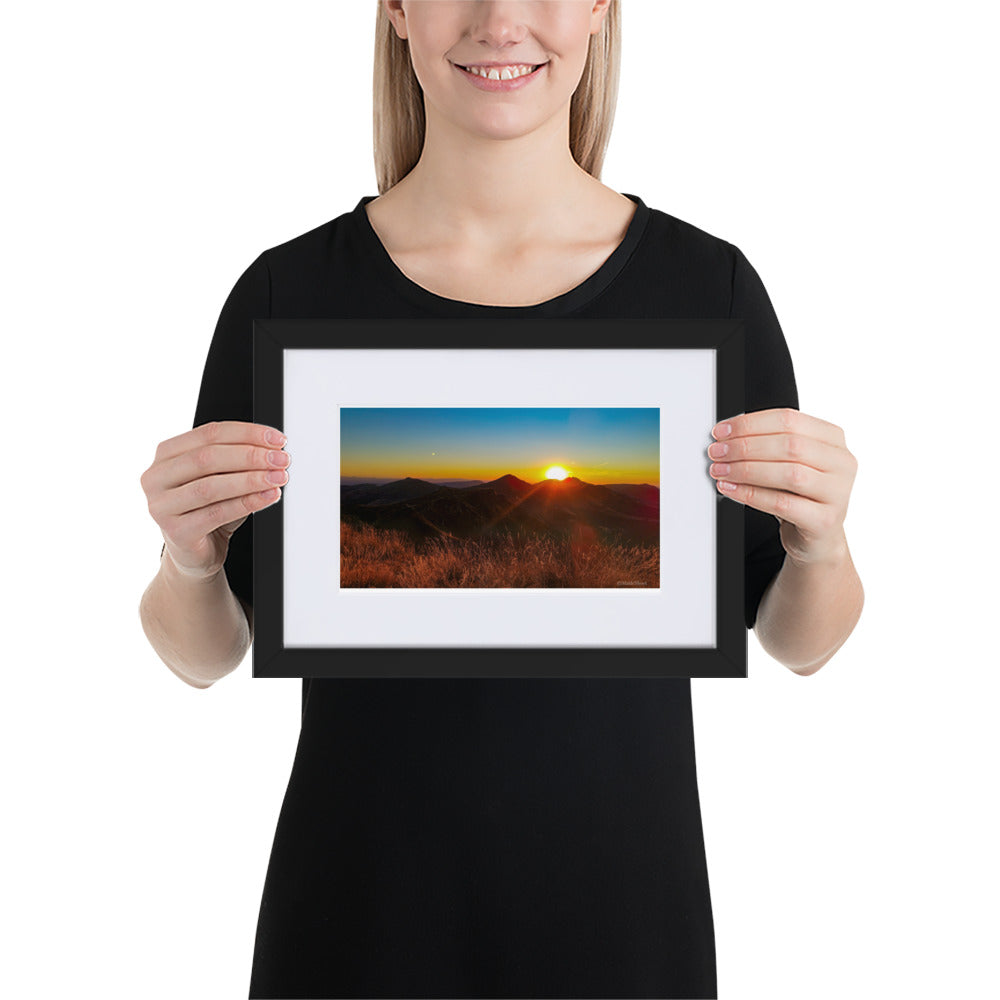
[372,1,621,194]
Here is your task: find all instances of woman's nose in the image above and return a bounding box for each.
[467,1,531,48]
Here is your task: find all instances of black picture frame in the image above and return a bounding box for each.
[252,318,745,679]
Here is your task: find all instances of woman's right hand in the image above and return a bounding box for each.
[140,420,290,581]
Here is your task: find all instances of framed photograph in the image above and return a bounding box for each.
[252,318,745,679]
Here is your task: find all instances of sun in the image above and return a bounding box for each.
[544,465,570,481]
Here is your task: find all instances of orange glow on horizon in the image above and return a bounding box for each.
[340,466,659,487]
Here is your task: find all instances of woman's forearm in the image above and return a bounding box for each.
[139,549,251,688]
[753,533,864,675]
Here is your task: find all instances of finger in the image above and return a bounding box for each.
[713,408,846,449]
[709,459,835,505]
[153,421,285,465]
[707,433,849,475]
[151,466,290,519]
[155,442,291,494]
[166,487,283,550]
[715,477,824,527]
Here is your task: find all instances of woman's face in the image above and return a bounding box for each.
[386,1,611,142]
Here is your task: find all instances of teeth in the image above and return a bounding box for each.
[462,63,538,80]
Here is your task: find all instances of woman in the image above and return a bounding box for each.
[139,2,864,996]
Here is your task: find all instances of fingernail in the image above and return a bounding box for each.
[714,422,732,439]
[266,429,286,446]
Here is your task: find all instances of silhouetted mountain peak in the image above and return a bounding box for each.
[489,473,531,487]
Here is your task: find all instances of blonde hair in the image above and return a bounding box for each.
[372,1,621,195]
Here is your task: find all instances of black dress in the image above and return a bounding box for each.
[188,193,798,999]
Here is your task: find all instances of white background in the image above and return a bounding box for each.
[2,2,996,998]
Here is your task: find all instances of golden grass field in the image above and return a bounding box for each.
[340,519,659,588]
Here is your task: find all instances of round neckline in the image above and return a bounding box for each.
[353,192,649,316]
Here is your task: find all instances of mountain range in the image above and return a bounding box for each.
[340,473,659,547]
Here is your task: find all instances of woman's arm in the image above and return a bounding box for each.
[139,548,253,688]
[708,406,863,675]
[138,419,282,688]
[752,533,864,675]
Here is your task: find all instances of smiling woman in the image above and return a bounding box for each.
[137,0,862,997]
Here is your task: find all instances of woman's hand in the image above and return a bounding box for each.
[707,407,857,567]
[141,420,290,581]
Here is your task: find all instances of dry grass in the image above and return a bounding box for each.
[340,519,659,588]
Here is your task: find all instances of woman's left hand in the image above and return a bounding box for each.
[707,407,858,566]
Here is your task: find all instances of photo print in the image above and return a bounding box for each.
[339,407,660,589]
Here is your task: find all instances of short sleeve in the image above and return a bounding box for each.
[729,245,799,629]
[158,252,271,609]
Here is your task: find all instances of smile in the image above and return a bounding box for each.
[452,61,547,91]
[457,63,542,80]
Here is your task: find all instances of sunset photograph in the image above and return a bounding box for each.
[340,407,660,588]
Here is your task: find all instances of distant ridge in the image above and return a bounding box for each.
[341,476,484,488]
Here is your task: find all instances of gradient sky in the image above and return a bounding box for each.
[340,407,659,485]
